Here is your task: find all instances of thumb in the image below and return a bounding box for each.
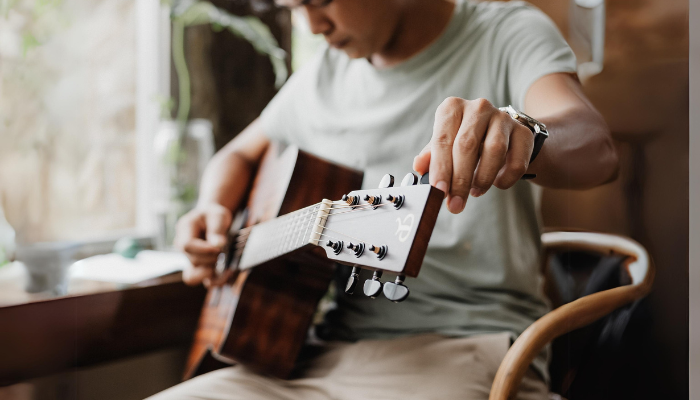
[413,141,432,175]
[205,206,232,249]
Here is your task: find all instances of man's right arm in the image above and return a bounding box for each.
[174,118,270,286]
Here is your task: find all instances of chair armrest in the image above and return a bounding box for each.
[489,232,655,400]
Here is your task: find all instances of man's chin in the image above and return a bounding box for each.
[341,47,369,59]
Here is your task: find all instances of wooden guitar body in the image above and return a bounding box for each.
[184,144,364,379]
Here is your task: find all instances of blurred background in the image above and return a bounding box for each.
[0,0,691,399]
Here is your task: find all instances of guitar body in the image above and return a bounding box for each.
[184,143,364,380]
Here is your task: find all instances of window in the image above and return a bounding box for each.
[0,0,169,243]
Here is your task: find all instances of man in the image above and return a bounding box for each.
[151,0,617,398]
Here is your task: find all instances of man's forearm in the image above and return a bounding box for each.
[197,150,255,211]
[196,118,270,211]
[523,73,619,189]
[528,106,618,189]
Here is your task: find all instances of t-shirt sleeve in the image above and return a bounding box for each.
[493,3,577,109]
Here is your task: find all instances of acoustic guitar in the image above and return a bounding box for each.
[184,142,444,380]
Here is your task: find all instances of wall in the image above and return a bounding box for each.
[529,1,689,397]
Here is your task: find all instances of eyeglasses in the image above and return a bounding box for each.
[275,0,334,9]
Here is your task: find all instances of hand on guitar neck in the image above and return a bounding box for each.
[175,203,233,287]
[178,144,445,380]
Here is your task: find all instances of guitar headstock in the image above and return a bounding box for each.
[316,173,443,301]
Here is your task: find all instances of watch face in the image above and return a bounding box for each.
[515,108,547,133]
[500,105,548,135]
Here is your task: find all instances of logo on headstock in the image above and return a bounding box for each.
[395,214,415,243]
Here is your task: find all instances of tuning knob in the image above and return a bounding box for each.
[326,240,344,255]
[420,172,430,185]
[386,194,405,210]
[345,266,361,295]
[346,242,365,258]
[363,270,383,299]
[383,275,410,302]
[369,244,388,260]
[341,194,360,206]
[378,174,395,188]
[401,173,418,186]
[363,194,382,209]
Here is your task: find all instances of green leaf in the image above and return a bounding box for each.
[172,1,288,88]
[22,33,41,57]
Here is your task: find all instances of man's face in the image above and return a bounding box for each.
[277,0,400,59]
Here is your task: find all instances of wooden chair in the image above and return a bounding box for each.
[489,231,655,400]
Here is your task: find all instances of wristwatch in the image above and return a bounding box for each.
[499,105,548,164]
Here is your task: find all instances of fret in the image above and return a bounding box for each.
[239,202,331,270]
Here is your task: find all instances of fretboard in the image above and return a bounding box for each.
[238,200,332,270]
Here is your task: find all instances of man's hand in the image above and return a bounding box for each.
[413,97,534,214]
[174,204,233,286]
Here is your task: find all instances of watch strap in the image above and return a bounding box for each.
[530,130,546,164]
[499,105,548,165]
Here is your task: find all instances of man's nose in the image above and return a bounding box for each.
[303,6,332,35]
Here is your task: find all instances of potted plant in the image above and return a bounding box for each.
[153,0,288,248]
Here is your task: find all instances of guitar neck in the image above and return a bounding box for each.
[238,200,332,270]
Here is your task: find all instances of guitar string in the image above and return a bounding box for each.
[234,201,378,243]
[232,199,391,240]
[235,220,373,250]
[326,203,391,216]
[232,197,393,249]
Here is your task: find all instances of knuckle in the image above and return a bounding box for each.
[441,96,465,109]
[207,207,227,220]
[452,176,471,193]
[471,98,493,113]
[436,97,464,118]
[514,162,528,175]
[493,180,508,190]
[515,123,535,140]
[432,132,453,148]
[454,133,479,154]
[485,138,508,155]
[497,164,527,189]
[473,176,493,190]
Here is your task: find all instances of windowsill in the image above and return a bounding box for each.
[0,233,189,308]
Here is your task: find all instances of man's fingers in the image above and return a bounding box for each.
[205,206,233,249]
[174,212,206,250]
[183,238,221,255]
[430,97,465,196]
[469,113,510,198]
[183,265,215,286]
[182,238,220,268]
[448,100,492,213]
[413,142,432,175]
[494,124,533,189]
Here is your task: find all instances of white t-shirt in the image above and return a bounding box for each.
[261,0,577,379]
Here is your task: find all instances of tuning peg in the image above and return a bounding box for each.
[363,270,383,299]
[368,244,388,260]
[363,194,382,209]
[386,194,405,210]
[341,194,360,206]
[345,266,361,295]
[378,174,395,188]
[326,240,344,255]
[383,275,410,303]
[346,242,365,258]
[420,172,430,185]
[401,173,418,186]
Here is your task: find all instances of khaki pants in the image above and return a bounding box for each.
[148,333,548,400]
